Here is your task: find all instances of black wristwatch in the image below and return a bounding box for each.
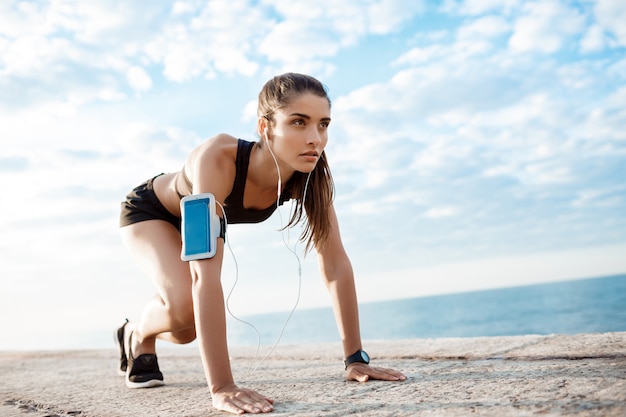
[344,349,370,370]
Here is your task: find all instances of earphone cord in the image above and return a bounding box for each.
[223,132,313,372]
[217,201,262,372]
[265,130,282,199]
[253,134,312,368]
[254,170,312,367]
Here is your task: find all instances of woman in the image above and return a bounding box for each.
[117,73,406,415]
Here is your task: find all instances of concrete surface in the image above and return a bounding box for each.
[1,333,625,416]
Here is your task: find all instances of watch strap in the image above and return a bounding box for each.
[344,349,369,370]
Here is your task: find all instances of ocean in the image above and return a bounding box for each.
[226,274,626,347]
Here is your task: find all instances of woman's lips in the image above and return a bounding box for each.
[300,151,319,162]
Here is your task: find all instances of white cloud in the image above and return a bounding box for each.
[143,0,268,81]
[0,35,77,77]
[172,1,197,15]
[410,135,470,174]
[152,39,212,82]
[367,0,426,34]
[580,24,607,52]
[424,206,458,219]
[509,0,585,53]
[329,9,625,257]
[456,15,511,40]
[264,0,424,38]
[572,185,626,209]
[0,1,137,44]
[594,0,626,47]
[126,65,153,91]
[468,93,551,128]
[57,1,129,43]
[556,61,599,89]
[259,20,342,64]
[0,2,40,37]
[444,0,521,16]
[394,45,446,66]
[259,0,425,68]
[349,201,379,215]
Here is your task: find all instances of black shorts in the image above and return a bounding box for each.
[119,174,181,232]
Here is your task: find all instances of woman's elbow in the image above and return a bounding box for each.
[320,257,354,287]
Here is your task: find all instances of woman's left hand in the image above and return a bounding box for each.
[345,363,407,382]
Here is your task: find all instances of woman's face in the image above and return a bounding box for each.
[267,92,331,173]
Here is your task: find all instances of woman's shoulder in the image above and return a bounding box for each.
[189,134,239,165]
[184,134,241,196]
[201,133,238,152]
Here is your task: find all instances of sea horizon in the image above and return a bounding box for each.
[226,273,626,348]
[1,273,624,352]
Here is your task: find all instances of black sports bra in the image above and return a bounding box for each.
[176,139,291,224]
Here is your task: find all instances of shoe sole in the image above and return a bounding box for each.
[125,379,165,389]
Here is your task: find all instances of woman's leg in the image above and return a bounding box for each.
[120,220,196,356]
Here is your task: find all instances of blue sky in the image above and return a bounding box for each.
[1,0,625,350]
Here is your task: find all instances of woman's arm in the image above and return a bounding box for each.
[317,204,406,382]
[316,204,361,357]
[190,252,274,413]
[188,135,274,414]
[189,248,231,392]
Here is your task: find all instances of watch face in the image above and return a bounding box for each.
[360,350,370,363]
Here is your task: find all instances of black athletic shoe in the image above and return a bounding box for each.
[115,319,129,376]
[126,353,165,389]
[124,328,164,389]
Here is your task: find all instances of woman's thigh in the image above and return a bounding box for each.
[120,220,192,311]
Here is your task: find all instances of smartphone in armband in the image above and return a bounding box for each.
[180,193,222,261]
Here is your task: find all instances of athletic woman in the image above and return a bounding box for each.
[117,73,406,415]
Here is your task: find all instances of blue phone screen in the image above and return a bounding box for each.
[183,199,210,255]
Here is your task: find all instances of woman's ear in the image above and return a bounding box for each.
[257,117,267,138]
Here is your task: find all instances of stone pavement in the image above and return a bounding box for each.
[1,333,625,416]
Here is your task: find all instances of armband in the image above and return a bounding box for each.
[180,193,225,261]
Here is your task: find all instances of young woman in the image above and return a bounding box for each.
[117,73,406,415]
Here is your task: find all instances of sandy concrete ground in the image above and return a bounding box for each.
[1,333,625,416]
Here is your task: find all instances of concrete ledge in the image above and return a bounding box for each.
[1,333,625,416]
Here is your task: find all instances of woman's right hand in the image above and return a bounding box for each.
[212,383,275,414]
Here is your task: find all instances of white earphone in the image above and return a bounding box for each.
[263,126,269,142]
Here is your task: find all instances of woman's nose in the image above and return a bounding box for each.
[307,129,322,145]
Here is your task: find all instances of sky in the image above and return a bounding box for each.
[1,0,625,351]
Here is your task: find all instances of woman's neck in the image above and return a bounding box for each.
[248,142,294,192]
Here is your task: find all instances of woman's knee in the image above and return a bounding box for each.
[167,327,197,344]
[165,300,195,329]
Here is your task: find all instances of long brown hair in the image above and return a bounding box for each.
[257,73,335,252]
